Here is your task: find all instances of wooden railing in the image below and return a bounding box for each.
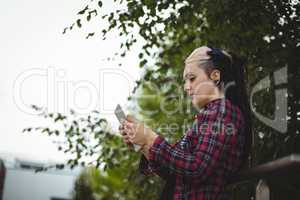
[228,154,300,200]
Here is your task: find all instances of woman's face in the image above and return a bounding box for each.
[183,63,219,108]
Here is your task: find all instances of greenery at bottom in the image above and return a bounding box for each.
[72,166,163,200]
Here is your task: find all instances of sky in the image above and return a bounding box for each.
[0,0,142,162]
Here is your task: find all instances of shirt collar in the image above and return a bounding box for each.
[194,97,226,119]
[203,97,226,109]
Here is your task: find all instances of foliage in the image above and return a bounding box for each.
[64,0,300,165]
[23,106,162,199]
[24,107,117,169]
[25,0,300,199]
[72,165,162,200]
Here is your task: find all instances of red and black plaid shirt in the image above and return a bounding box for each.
[139,98,246,200]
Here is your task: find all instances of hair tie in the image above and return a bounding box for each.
[207,46,233,70]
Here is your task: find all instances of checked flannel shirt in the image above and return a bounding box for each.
[139,98,246,200]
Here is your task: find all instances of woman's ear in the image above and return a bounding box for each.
[209,69,221,82]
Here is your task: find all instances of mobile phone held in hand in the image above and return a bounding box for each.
[114,104,126,123]
[114,104,141,151]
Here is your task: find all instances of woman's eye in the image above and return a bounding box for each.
[183,76,196,83]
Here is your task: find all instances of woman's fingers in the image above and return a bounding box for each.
[125,114,136,122]
[119,122,136,149]
[124,121,136,136]
[124,121,134,128]
[118,124,123,130]
[118,124,123,132]
[123,135,130,142]
[120,120,140,145]
[118,125,127,136]
[119,121,133,135]
[123,135,132,147]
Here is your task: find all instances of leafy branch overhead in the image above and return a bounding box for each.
[62,0,299,87]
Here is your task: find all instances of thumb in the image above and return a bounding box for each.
[126,114,136,123]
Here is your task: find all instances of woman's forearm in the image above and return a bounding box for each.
[141,131,158,159]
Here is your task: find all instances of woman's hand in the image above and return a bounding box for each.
[123,115,158,148]
[118,121,133,149]
[119,115,158,158]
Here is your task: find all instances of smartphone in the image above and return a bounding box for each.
[114,104,141,151]
[114,104,126,123]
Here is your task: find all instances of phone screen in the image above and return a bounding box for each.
[114,104,126,123]
[114,104,141,151]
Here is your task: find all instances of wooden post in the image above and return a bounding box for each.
[0,159,6,200]
[256,179,270,200]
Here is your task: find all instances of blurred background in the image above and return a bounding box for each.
[0,0,299,199]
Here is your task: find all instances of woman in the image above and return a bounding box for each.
[119,46,252,200]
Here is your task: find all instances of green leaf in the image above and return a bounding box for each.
[138,53,143,59]
[76,19,82,28]
[77,5,88,15]
[139,59,147,68]
[98,1,103,8]
[87,14,91,21]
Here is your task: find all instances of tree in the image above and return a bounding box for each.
[24,106,163,199]
[26,0,299,199]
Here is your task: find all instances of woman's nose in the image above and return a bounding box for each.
[184,82,191,94]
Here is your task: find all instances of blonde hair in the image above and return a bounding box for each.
[184,46,211,65]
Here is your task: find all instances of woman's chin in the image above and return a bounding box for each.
[192,99,200,109]
[192,99,204,109]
